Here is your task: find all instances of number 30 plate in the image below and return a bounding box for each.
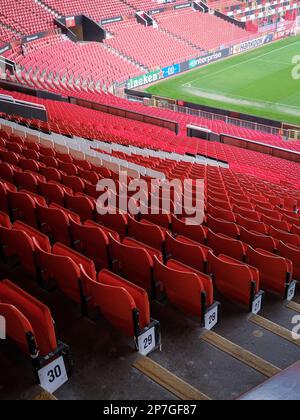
[38,356,68,394]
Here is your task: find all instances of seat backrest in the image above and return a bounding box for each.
[247,247,291,296]
[99,269,150,335]
[278,241,300,281]
[0,162,14,184]
[69,218,109,270]
[7,190,37,228]
[171,214,206,243]
[207,229,246,261]
[65,193,95,222]
[95,212,127,239]
[38,181,65,206]
[0,226,36,276]
[0,211,11,228]
[208,204,236,223]
[34,240,83,304]
[0,280,57,356]
[36,203,71,246]
[53,242,97,281]
[154,256,205,318]
[206,214,239,239]
[237,214,268,235]
[269,226,300,247]
[240,227,276,253]
[0,303,35,355]
[109,235,153,294]
[260,214,290,232]
[208,252,258,307]
[165,232,206,272]
[13,220,51,252]
[128,216,164,251]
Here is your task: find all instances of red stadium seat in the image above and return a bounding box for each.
[154,257,218,328]
[247,247,294,298]
[208,252,262,311]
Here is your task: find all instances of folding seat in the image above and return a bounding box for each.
[207,229,247,261]
[127,216,164,251]
[84,219,120,241]
[154,257,218,328]
[208,252,262,312]
[0,226,36,277]
[260,215,290,232]
[34,240,95,309]
[250,198,273,210]
[69,218,110,270]
[282,214,300,228]
[0,210,11,228]
[49,203,81,224]
[39,146,56,157]
[278,242,300,282]
[109,235,156,297]
[0,162,16,184]
[284,197,297,212]
[39,167,62,182]
[269,226,300,247]
[0,181,15,214]
[61,175,85,193]
[65,193,95,222]
[7,190,38,228]
[236,214,268,235]
[232,205,260,222]
[139,212,171,230]
[13,221,51,253]
[208,197,232,212]
[84,182,99,199]
[247,247,294,299]
[20,189,47,208]
[83,269,160,351]
[0,150,19,166]
[95,212,127,239]
[207,204,236,223]
[171,214,206,243]
[291,224,300,236]
[22,149,40,160]
[206,214,239,239]
[36,204,71,246]
[38,181,65,206]
[78,168,99,185]
[56,153,73,164]
[73,159,91,171]
[230,198,254,210]
[240,227,276,253]
[165,232,207,273]
[0,280,71,371]
[39,155,58,168]
[14,172,41,193]
[19,158,41,173]
[275,206,298,218]
[58,162,78,176]
[255,206,282,220]
[6,142,23,154]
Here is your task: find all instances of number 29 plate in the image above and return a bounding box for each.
[138,327,156,356]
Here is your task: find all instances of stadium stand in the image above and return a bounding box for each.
[1,0,300,402]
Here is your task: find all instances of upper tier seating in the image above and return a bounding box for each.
[156,9,250,51]
[0,0,55,36]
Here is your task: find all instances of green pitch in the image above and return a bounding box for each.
[146,36,300,126]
